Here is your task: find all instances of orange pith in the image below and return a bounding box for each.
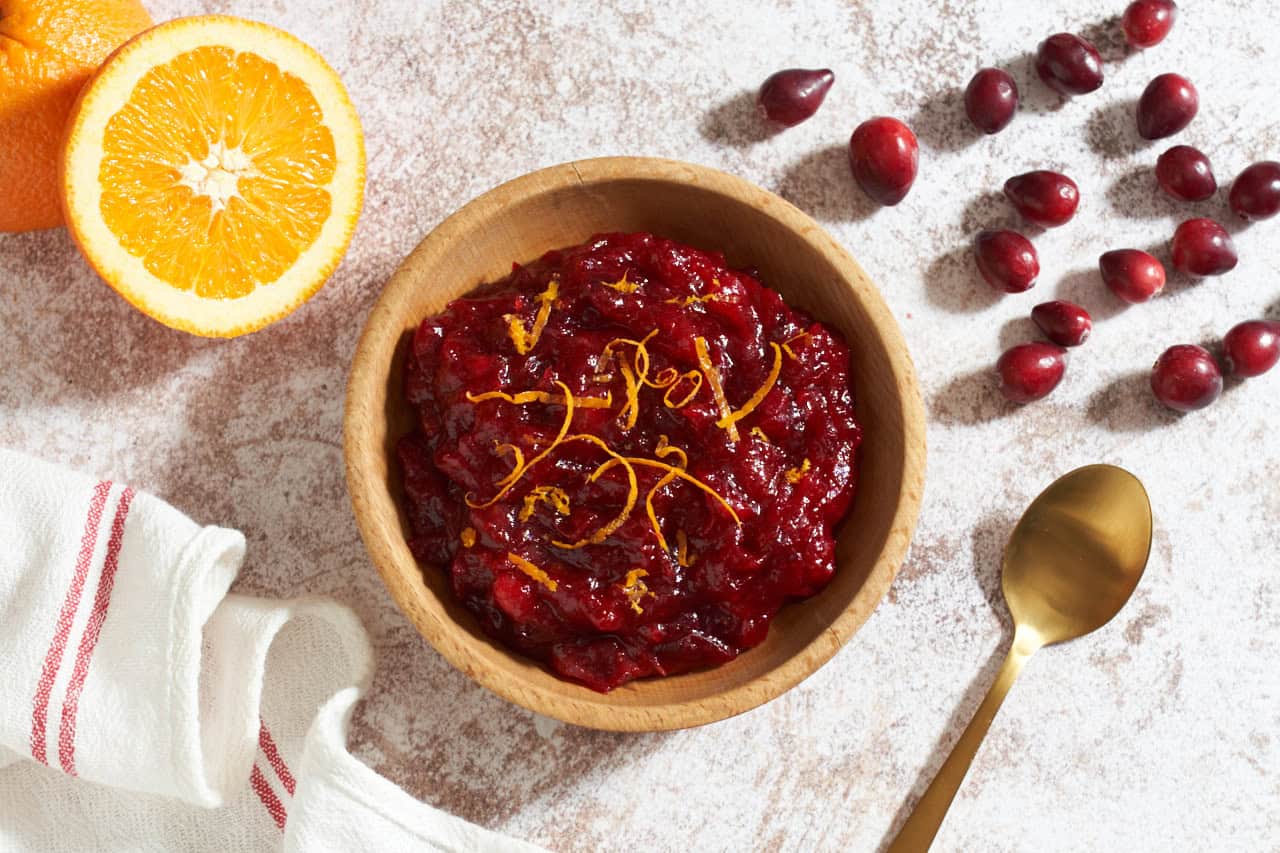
[99,46,336,300]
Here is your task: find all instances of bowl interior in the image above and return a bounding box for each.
[345,158,925,731]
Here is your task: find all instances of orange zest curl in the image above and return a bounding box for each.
[750,426,770,443]
[782,331,812,360]
[466,381,576,508]
[507,553,558,592]
[619,568,652,614]
[665,292,722,307]
[467,389,612,409]
[460,527,477,548]
[662,370,703,409]
[675,530,695,567]
[602,271,639,293]
[519,485,571,522]
[504,278,559,354]
[549,434,639,550]
[694,336,738,441]
[716,343,783,437]
[785,458,811,484]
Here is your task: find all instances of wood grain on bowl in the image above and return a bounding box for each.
[343,157,926,731]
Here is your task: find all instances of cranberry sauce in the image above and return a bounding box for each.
[397,233,862,691]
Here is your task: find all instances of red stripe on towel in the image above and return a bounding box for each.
[58,487,134,776]
[251,764,288,829]
[30,481,112,765]
[259,720,297,795]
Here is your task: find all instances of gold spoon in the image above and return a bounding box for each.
[888,464,1153,852]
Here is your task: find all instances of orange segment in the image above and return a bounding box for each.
[61,16,365,337]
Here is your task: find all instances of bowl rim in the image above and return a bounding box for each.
[343,156,926,731]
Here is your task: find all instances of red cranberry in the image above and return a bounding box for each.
[964,68,1019,134]
[1171,218,1238,276]
[997,343,1067,403]
[1222,320,1280,377]
[1004,170,1080,227]
[848,117,919,206]
[1155,145,1216,202]
[974,230,1039,293]
[1031,301,1092,347]
[1122,0,1178,48]
[1099,249,1166,303]
[1035,33,1104,96]
[757,68,835,127]
[1228,161,1280,222]
[1151,345,1223,411]
[1136,74,1198,140]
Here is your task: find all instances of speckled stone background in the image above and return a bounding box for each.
[2,0,1278,850]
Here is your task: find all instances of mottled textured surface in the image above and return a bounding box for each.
[2,1,1278,850]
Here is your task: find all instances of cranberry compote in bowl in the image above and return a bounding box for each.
[344,158,925,731]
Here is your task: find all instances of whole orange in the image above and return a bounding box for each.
[0,0,151,232]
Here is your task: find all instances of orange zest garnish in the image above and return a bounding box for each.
[675,530,695,567]
[617,358,641,429]
[782,331,811,360]
[785,458,812,484]
[492,442,526,489]
[662,370,703,409]
[460,527,477,548]
[694,336,738,441]
[602,271,639,293]
[716,342,783,437]
[549,434,639,550]
[750,426,770,443]
[519,485,570,521]
[619,568,652,614]
[466,380,576,508]
[665,292,721,307]
[504,278,558,354]
[507,553,558,592]
[466,389,612,409]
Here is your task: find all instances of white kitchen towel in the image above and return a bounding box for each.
[0,449,542,852]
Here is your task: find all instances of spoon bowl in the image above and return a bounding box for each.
[890,464,1152,851]
[1003,464,1154,646]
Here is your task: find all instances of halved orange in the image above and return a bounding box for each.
[61,16,365,337]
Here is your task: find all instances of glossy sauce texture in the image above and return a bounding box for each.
[397,233,862,691]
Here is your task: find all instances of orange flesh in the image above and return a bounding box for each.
[98,46,336,299]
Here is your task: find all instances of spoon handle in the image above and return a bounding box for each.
[887,626,1042,853]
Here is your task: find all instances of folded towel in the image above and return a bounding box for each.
[0,449,541,852]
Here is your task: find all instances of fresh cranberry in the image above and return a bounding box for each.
[1171,218,1238,276]
[974,230,1039,293]
[1004,170,1080,227]
[1122,0,1178,48]
[964,68,1019,134]
[1151,345,1223,411]
[1155,145,1216,201]
[1031,301,1092,347]
[1228,161,1280,221]
[1136,74,1198,140]
[997,343,1067,403]
[1035,33,1104,96]
[757,68,835,127]
[848,117,919,206]
[1222,320,1280,377]
[1099,249,1166,303]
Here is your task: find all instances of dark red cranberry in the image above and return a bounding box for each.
[848,117,919,206]
[1171,218,1238,276]
[1099,249,1166,303]
[1228,161,1280,221]
[997,343,1067,403]
[1223,320,1280,377]
[1136,74,1198,140]
[1151,345,1222,411]
[1122,0,1178,48]
[1031,301,1092,347]
[974,230,1039,293]
[964,68,1019,134]
[1035,33,1104,96]
[757,68,835,127]
[1004,170,1080,227]
[1155,145,1216,201]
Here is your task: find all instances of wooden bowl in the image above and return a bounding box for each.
[344,157,926,731]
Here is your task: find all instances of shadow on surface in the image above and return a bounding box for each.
[877,513,1017,851]
[698,89,780,147]
[1086,369,1180,432]
[776,144,878,223]
[911,84,980,154]
[1085,97,1145,161]
[923,245,1002,314]
[929,367,1012,425]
